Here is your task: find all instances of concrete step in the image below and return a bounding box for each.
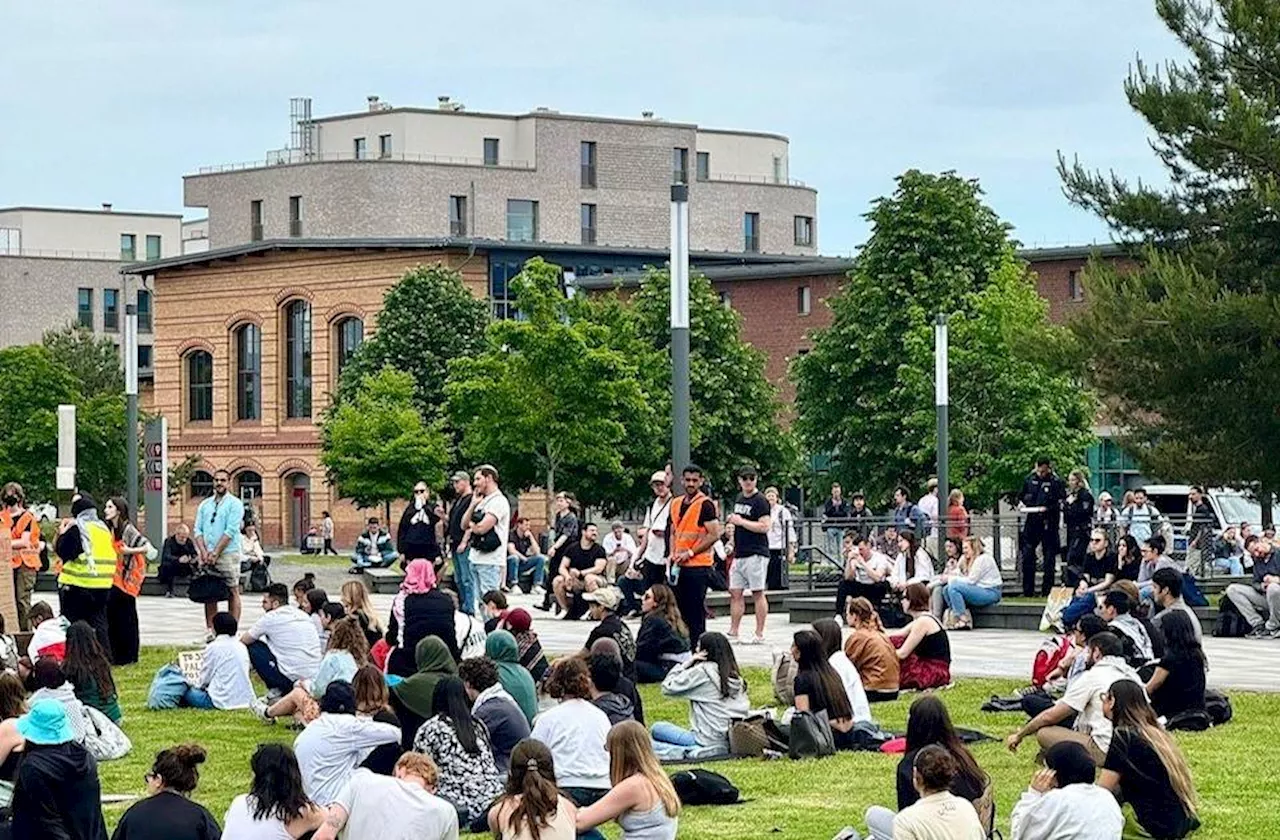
[359,567,406,594]
[35,572,187,598]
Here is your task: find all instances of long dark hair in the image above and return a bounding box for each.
[903,695,984,788]
[107,495,132,540]
[1159,610,1206,669]
[249,743,314,822]
[695,632,742,699]
[64,620,116,697]
[0,673,25,720]
[498,739,561,840]
[899,531,929,577]
[1108,681,1197,815]
[432,675,481,754]
[1117,535,1141,572]
[793,629,852,721]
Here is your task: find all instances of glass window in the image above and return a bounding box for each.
[353,137,367,159]
[797,285,812,315]
[0,227,20,255]
[794,215,814,247]
[284,300,312,418]
[506,200,539,242]
[581,203,597,245]
[136,289,152,332]
[77,288,93,329]
[236,324,261,421]
[379,134,392,158]
[137,344,153,372]
[250,200,264,241]
[145,234,162,260]
[696,151,710,181]
[1069,270,1084,302]
[289,196,302,237]
[581,141,597,188]
[190,470,214,498]
[336,317,364,375]
[490,260,524,320]
[103,289,120,332]
[773,155,784,183]
[719,290,732,309]
[744,212,760,253]
[187,350,213,422]
[484,138,500,166]
[236,472,263,505]
[450,195,467,236]
[120,234,136,261]
[672,147,688,184]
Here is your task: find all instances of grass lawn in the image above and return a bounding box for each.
[102,649,1279,839]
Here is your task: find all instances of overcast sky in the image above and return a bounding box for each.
[0,1,1180,254]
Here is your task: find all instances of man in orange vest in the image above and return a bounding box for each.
[2,482,42,631]
[665,464,721,643]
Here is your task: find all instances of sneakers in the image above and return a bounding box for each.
[747,634,765,645]
[530,585,546,596]
[1246,624,1280,640]
[251,698,275,724]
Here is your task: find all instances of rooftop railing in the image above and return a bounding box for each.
[194,150,535,175]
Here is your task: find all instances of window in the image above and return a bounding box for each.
[289,196,302,237]
[489,260,523,320]
[581,203,597,245]
[794,215,814,247]
[137,344,153,372]
[506,200,539,242]
[137,289,152,332]
[103,289,120,332]
[189,470,214,499]
[797,285,812,315]
[235,324,261,421]
[353,137,367,159]
[484,137,500,166]
[449,195,467,236]
[284,300,312,418]
[580,141,597,188]
[250,200,264,241]
[773,155,784,184]
[77,288,93,329]
[743,212,760,253]
[378,134,392,158]
[672,147,689,184]
[719,290,732,309]
[696,151,710,182]
[335,317,364,375]
[120,234,136,261]
[145,234,161,261]
[1068,270,1084,302]
[187,351,213,422]
[0,227,20,255]
[236,471,263,504]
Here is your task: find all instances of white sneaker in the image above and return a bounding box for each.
[530,585,546,596]
[251,698,275,724]
[747,635,765,645]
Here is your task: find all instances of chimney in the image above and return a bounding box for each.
[367,95,380,111]
[438,95,452,110]
[101,203,113,212]
[641,111,654,120]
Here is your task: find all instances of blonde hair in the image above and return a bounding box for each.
[845,597,884,632]
[948,489,963,505]
[341,581,383,633]
[1069,469,1090,491]
[962,536,985,573]
[607,721,681,818]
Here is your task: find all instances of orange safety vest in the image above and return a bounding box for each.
[112,535,146,597]
[669,492,714,568]
[2,509,41,571]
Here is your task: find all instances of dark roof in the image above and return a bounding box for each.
[120,236,819,275]
[1018,243,1124,261]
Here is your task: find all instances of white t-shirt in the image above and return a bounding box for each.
[334,768,460,840]
[470,491,511,567]
[603,531,638,561]
[199,635,255,709]
[827,651,873,724]
[1059,656,1143,753]
[642,496,673,565]
[767,504,796,551]
[455,611,487,659]
[529,698,611,789]
[247,605,322,683]
[853,550,894,585]
[222,794,297,840]
[294,713,401,806]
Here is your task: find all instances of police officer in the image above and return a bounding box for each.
[1018,457,1066,597]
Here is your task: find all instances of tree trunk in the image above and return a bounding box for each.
[384,499,392,526]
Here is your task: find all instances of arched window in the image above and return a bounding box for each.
[335,316,364,377]
[187,351,213,421]
[285,301,312,418]
[235,324,261,421]
[236,471,263,503]
[189,470,214,498]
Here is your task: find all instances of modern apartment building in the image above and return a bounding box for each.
[184,96,818,257]
[0,206,183,378]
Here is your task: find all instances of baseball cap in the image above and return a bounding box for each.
[450,471,470,483]
[503,607,532,633]
[583,587,622,611]
[650,471,668,484]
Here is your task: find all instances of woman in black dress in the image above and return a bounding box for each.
[397,481,442,572]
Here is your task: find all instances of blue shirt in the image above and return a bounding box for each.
[195,493,245,555]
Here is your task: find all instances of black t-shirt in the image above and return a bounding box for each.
[1083,549,1117,583]
[563,541,607,573]
[1117,556,1141,581]
[1104,729,1198,839]
[447,493,473,547]
[732,492,772,558]
[512,530,535,555]
[112,790,221,840]
[1152,653,1207,719]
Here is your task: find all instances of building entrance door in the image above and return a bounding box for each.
[289,474,311,548]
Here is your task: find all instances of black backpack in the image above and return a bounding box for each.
[1213,595,1250,638]
[670,769,739,806]
[1205,689,1233,725]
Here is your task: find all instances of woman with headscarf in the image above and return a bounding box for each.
[386,559,458,676]
[499,608,549,683]
[484,630,538,724]
[388,636,457,750]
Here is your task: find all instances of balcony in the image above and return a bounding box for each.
[581,227,597,246]
[250,224,264,242]
[289,220,303,238]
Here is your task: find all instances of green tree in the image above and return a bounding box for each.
[445,258,650,524]
[1059,0,1280,518]
[320,366,450,521]
[41,325,123,398]
[794,170,1093,507]
[338,264,490,421]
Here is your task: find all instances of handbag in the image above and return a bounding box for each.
[470,508,502,553]
[729,714,788,757]
[1039,586,1075,632]
[188,569,231,604]
[787,708,835,759]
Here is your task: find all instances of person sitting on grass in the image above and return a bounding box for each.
[412,675,504,826]
[1021,614,1108,720]
[222,743,326,838]
[0,672,28,779]
[351,663,404,776]
[1010,740,1123,840]
[877,745,984,840]
[8,699,107,840]
[812,618,872,725]
[240,582,322,701]
[887,582,952,690]
[843,597,900,702]
[458,656,530,778]
[481,589,508,633]
[529,658,612,811]
[582,586,637,680]
[1100,680,1200,839]
[484,630,538,725]
[390,637,458,751]
[62,620,121,724]
[498,608,549,683]
[314,752,459,840]
[590,638,645,725]
[352,516,398,569]
[1150,568,1202,641]
[26,657,92,745]
[790,628,857,747]
[450,589,488,660]
[633,583,690,685]
[586,650,636,726]
[341,579,385,649]
[181,611,254,710]
[1100,588,1156,668]
[576,720,680,840]
[488,738,578,840]
[937,536,1003,630]
[650,631,749,761]
[255,617,368,725]
[304,589,330,642]
[386,559,459,676]
[294,681,401,807]
[27,600,65,661]
[111,744,221,840]
[293,572,317,608]
[1144,610,1208,725]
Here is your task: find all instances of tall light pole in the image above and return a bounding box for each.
[670,184,691,472]
[124,272,139,517]
[935,313,949,558]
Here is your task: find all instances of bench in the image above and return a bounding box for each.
[360,567,406,594]
[34,572,187,598]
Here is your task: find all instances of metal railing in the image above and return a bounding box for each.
[195,150,535,174]
[1,247,134,261]
[705,172,810,188]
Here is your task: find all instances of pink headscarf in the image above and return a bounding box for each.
[401,559,437,594]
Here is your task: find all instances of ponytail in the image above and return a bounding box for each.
[497,741,561,840]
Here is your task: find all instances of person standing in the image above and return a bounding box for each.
[398,481,443,572]
[54,493,116,655]
[627,473,673,603]
[321,511,338,556]
[2,482,41,631]
[1185,486,1216,576]
[1018,457,1067,597]
[446,471,476,616]
[193,469,245,631]
[1063,470,1096,584]
[821,483,850,559]
[917,479,940,540]
[764,486,796,592]
[159,524,199,598]
[727,466,772,645]
[464,465,510,615]
[540,491,582,613]
[666,465,721,645]
[105,496,152,666]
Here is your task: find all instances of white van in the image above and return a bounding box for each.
[1135,484,1267,537]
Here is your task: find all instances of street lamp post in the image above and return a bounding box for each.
[935,313,949,558]
[670,184,691,472]
[124,273,139,517]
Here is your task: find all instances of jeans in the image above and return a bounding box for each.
[182,686,216,709]
[943,581,1001,619]
[352,553,396,569]
[563,787,609,840]
[865,805,896,840]
[1061,592,1100,630]
[619,574,647,614]
[246,640,295,695]
[650,721,719,761]
[506,554,546,588]
[1226,582,1280,631]
[472,563,502,606]
[1213,556,1244,576]
[453,550,475,615]
[824,527,844,559]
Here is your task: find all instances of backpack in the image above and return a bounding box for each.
[1204,689,1233,725]
[670,769,740,806]
[1181,573,1209,608]
[1032,635,1071,687]
[1213,594,1250,638]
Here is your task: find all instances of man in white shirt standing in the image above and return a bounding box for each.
[764,486,796,591]
[463,464,511,613]
[1010,741,1123,840]
[315,753,459,840]
[602,521,638,582]
[241,582,322,701]
[184,611,254,710]
[917,478,940,539]
[621,471,672,616]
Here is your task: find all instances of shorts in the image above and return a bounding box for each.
[730,554,768,592]
[210,551,241,586]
